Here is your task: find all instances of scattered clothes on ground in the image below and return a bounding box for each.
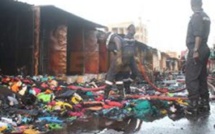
[0,74,197,133]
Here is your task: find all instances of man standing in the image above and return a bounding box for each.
[97,24,142,100]
[185,0,211,115]
[123,24,142,94]
[97,31,125,100]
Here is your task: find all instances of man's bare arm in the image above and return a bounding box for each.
[194,36,202,52]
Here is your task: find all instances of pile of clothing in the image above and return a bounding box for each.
[0,75,187,133]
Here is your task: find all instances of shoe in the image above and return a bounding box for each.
[119,89,125,99]
[124,81,131,94]
[199,98,210,113]
[184,99,199,116]
[117,84,125,99]
[104,85,112,100]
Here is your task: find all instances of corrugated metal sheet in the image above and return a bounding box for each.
[39,6,106,29]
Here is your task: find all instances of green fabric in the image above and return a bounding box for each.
[167,93,174,97]
[48,123,63,130]
[132,100,154,120]
[41,77,49,82]
[86,91,93,97]
[131,100,169,121]
[37,92,53,103]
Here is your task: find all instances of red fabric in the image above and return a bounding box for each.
[41,83,48,88]
[73,104,83,112]
[102,105,114,109]
[22,79,32,84]
[103,101,123,109]
[94,95,104,101]
[68,112,84,117]
[67,85,106,91]
[48,101,56,106]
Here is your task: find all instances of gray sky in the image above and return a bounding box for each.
[19,0,215,53]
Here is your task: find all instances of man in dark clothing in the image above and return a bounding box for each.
[185,0,211,115]
[97,31,126,99]
[123,24,143,94]
[97,25,141,100]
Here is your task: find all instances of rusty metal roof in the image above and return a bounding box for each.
[39,5,106,29]
[1,0,32,12]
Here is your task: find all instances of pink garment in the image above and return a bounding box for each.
[33,87,41,95]
[68,112,83,117]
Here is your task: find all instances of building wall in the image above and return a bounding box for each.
[152,53,160,71]
[164,51,180,72]
[165,51,179,59]
[160,55,167,71]
[174,60,179,71]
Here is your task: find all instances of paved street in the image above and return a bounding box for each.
[137,102,215,134]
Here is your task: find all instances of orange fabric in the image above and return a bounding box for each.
[86,106,103,111]
[106,101,123,108]
[45,89,53,94]
[103,101,123,109]
[103,104,115,109]
[24,129,40,134]
[11,83,19,92]
[76,76,84,84]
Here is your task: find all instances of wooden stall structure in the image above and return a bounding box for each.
[0,0,107,77]
[0,0,34,75]
[38,6,106,76]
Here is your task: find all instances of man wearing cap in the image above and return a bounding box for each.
[185,0,211,116]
